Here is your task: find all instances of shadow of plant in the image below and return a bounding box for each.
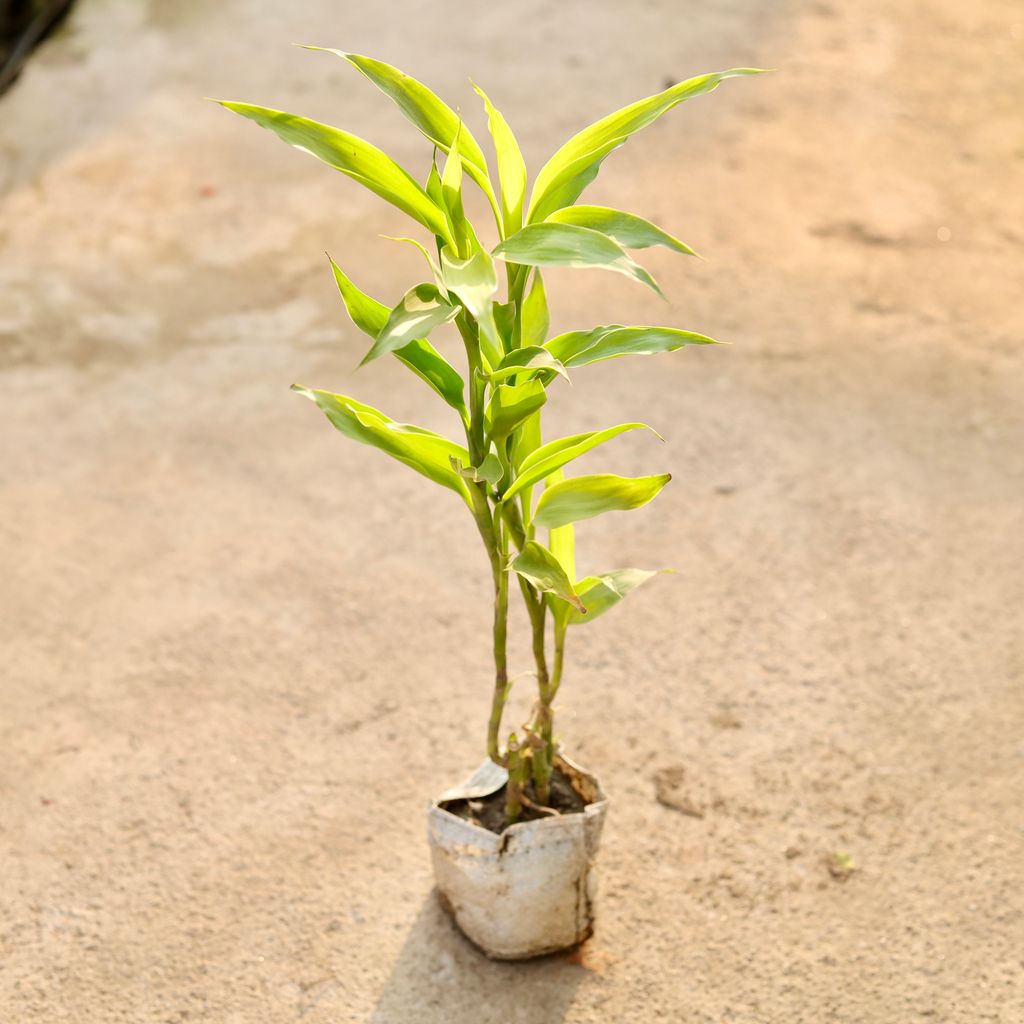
[370,890,587,1023]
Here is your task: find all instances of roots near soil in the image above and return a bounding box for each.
[442,766,588,834]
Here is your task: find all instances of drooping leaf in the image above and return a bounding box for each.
[440,246,502,358]
[485,379,547,441]
[527,68,766,222]
[472,82,527,236]
[521,271,550,347]
[328,257,465,417]
[488,347,568,384]
[393,340,467,421]
[439,247,498,320]
[566,568,667,626]
[311,49,498,209]
[493,223,662,295]
[546,205,696,256]
[546,324,717,367]
[533,472,671,529]
[509,541,586,613]
[217,101,452,242]
[292,386,471,505]
[502,422,660,503]
[362,283,459,366]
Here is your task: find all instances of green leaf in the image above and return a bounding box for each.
[521,271,550,347]
[488,346,569,384]
[439,247,498,320]
[425,155,445,210]
[218,101,451,242]
[510,407,543,471]
[510,407,545,517]
[527,68,766,222]
[493,300,516,348]
[393,339,467,421]
[566,568,667,626]
[328,256,388,337]
[328,257,465,417]
[549,525,576,585]
[509,541,586,614]
[451,452,503,486]
[312,49,498,208]
[472,82,527,236]
[440,246,502,359]
[546,205,696,256]
[533,472,671,529]
[441,125,471,254]
[546,469,576,584]
[546,324,717,367]
[502,422,659,503]
[362,283,459,366]
[485,379,548,441]
[292,386,471,505]
[493,223,662,295]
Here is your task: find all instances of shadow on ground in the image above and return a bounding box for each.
[371,892,587,1023]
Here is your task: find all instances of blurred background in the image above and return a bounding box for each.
[2,2,1022,1021]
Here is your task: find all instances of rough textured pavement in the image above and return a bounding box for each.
[2,1,1022,1021]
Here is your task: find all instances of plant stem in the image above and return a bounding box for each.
[505,733,526,823]
[486,505,510,766]
[457,312,486,463]
[523,585,556,805]
[457,309,511,770]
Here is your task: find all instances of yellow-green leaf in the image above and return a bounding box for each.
[328,257,465,416]
[217,101,452,242]
[363,283,458,366]
[533,472,671,529]
[485,379,547,441]
[566,568,667,626]
[546,325,717,367]
[546,206,696,256]
[509,541,586,613]
[311,49,498,208]
[521,271,550,347]
[488,347,568,385]
[503,422,659,503]
[292,386,471,505]
[472,81,527,236]
[493,223,662,296]
[528,68,766,222]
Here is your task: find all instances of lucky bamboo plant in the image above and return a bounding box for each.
[219,51,761,825]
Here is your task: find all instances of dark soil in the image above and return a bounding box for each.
[441,766,589,835]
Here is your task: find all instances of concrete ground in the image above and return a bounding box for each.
[1,1,1022,1021]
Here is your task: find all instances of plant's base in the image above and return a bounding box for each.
[427,755,608,960]
[439,764,587,834]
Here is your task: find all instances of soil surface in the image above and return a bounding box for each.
[443,766,589,834]
[2,1,1022,1022]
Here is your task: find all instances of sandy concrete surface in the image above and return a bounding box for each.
[2,1,1022,1021]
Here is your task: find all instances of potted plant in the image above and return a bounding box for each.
[219,50,762,959]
